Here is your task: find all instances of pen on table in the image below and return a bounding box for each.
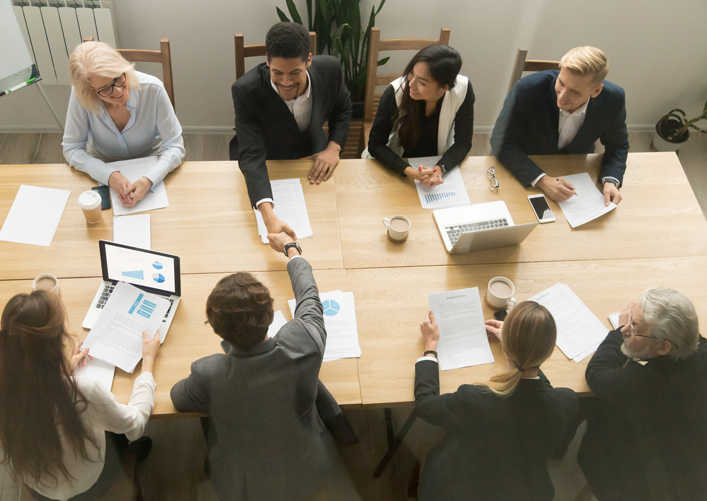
[562,182,578,196]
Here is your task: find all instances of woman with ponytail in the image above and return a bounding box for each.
[0,290,159,500]
[413,301,580,500]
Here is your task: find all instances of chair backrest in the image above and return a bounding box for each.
[234,32,317,80]
[363,27,451,123]
[507,47,560,95]
[82,36,176,110]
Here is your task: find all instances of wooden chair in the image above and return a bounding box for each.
[234,32,317,80]
[360,27,451,155]
[507,47,560,95]
[83,36,176,110]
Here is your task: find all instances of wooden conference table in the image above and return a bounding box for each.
[1,152,706,414]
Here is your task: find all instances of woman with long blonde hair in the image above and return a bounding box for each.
[413,301,580,500]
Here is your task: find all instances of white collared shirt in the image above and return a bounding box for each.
[558,98,589,150]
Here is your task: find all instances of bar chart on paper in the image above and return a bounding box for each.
[408,157,471,210]
[424,191,457,204]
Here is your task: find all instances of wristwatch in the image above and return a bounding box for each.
[603,178,619,187]
[437,164,447,175]
[283,241,302,257]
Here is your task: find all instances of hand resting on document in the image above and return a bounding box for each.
[485,319,503,342]
[536,176,576,202]
[603,181,622,207]
[403,165,444,187]
[141,329,161,374]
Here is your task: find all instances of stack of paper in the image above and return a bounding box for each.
[0,185,71,246]
[108,157,170,216]
[75,358,115,391]
[83,282,170,372]
[255,179,313,244]
[529,282,609,363]
[288,291,361,362]
[113,214,151,249]
[557,172,616,228]
[608,312,621,330]
[409,156,471,209]
[429,287,495,371]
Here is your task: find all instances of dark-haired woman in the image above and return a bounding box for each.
[364,44,474,186]
[0,290,160,500]
[413,302,580,500]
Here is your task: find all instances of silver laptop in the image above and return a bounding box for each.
[434,201,538,254]
[82,240,181,343]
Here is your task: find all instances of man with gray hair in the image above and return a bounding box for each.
[578,288,707,501]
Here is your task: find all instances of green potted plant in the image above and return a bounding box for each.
[652,100,707,152]
[276,0,388,118]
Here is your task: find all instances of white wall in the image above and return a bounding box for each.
[1,0,706,133]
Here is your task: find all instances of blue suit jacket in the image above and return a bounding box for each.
[490,70,629,187]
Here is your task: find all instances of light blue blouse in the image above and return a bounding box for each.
[62,71,185,186]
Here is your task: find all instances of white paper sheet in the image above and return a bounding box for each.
[0,185,71,246]
[75,357,115,391]
[83,282,170,372]
[608,311,620,330]
[409,156,471,209]
[267,310,288,338]
[255,179,313,244]
[288,290,361,362]
[529,282,610,362]
[108,157,170,216]
[113,214,151,249]
[429,287,495,371]
[557,173,616,228]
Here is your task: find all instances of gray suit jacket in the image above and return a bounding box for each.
[170,257,338,501]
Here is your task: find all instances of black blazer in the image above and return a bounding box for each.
[579,330,707,501]
[490,70,629,187]
[414,360,580,501]
[230,56,352,207]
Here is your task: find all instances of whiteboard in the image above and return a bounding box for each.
[0,0,36,91]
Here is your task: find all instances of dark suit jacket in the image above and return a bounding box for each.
[414,360,580,501]
[170,258,338,501]
[230,56,352,207]
[579,330,707,501]
[490,70,629,187]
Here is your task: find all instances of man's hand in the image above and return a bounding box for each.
[259,202,297,240]
[537,176,576,202]
[108,171,131,199]
[420,310,440,351]
[308,142,341,185]
[618,301,637,330]
[121,177,152,207]
[267,231,296,254]
[603,182,622,207]
[485,319,504,341]
[71,341,92,370]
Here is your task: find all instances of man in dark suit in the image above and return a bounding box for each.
[170,233,356,501]
[230,22,352,237]
[579,288,707,501]
[491,46,628,206]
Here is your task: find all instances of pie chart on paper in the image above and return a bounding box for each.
[322,299,340,316]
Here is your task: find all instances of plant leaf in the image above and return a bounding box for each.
[306,0,313,29]
[276,7,291,22]
[703,100,707,116]
[375,0,386,15]
[377,56,390,66]
[286,0,303,25]
[316,0,329,29]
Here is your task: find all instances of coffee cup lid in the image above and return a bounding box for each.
[78,190,101,210]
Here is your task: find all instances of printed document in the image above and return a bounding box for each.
[83,282,170,372]
[255,179,313,244]
[75,358,115,391]
[410,156,471,209]
[267,310,288,338]
[529,282,609,362]
[557,173,616,228]
[0,185,71,246]
[113,214,151,249]
[288,290,361,361]
[429,288,494,371]
[108,157,170,216]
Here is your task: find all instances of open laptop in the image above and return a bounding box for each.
[434,201,538,254]
[82,240,181,343]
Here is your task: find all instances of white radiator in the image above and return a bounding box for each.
[12,0,118,86]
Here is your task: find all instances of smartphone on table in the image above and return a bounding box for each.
[92,185,112,210]
[528,194,555,223]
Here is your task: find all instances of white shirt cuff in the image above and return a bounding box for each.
[289,254,303,261]
[416,356,438,364]
[601,176,620,186]
[256,198,274,210]
[530,173,546,187]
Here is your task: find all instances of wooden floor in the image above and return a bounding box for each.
[1,131,706,501]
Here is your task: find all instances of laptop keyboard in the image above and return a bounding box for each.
[445,218,508,246]
[96,283,174,322]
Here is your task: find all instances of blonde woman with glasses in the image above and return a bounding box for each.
[413,301,580,500]
[63,42,185,207]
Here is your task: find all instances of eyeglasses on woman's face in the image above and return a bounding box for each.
[93,73,126,98]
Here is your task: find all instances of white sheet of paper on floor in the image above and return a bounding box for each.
[428,287,495,371]
[113,214,151,249]
[409,156,471,210]
[254,179,313,244]
[0,185,71,246]
[108,157,170,216]
[557,173,616,228]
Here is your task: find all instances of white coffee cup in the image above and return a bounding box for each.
[485,276,517,310]
[78,190,102,224]
[33,273,59,295]
[383,215,411,242]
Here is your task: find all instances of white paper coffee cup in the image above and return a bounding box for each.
[78,190,102,224]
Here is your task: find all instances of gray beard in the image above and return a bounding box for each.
[621,340,652,361]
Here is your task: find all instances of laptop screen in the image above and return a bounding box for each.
[99,241,180,296]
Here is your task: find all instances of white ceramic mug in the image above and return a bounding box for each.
[383,215,411,242]
[486,276,517,310]
[33,273,59,295]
